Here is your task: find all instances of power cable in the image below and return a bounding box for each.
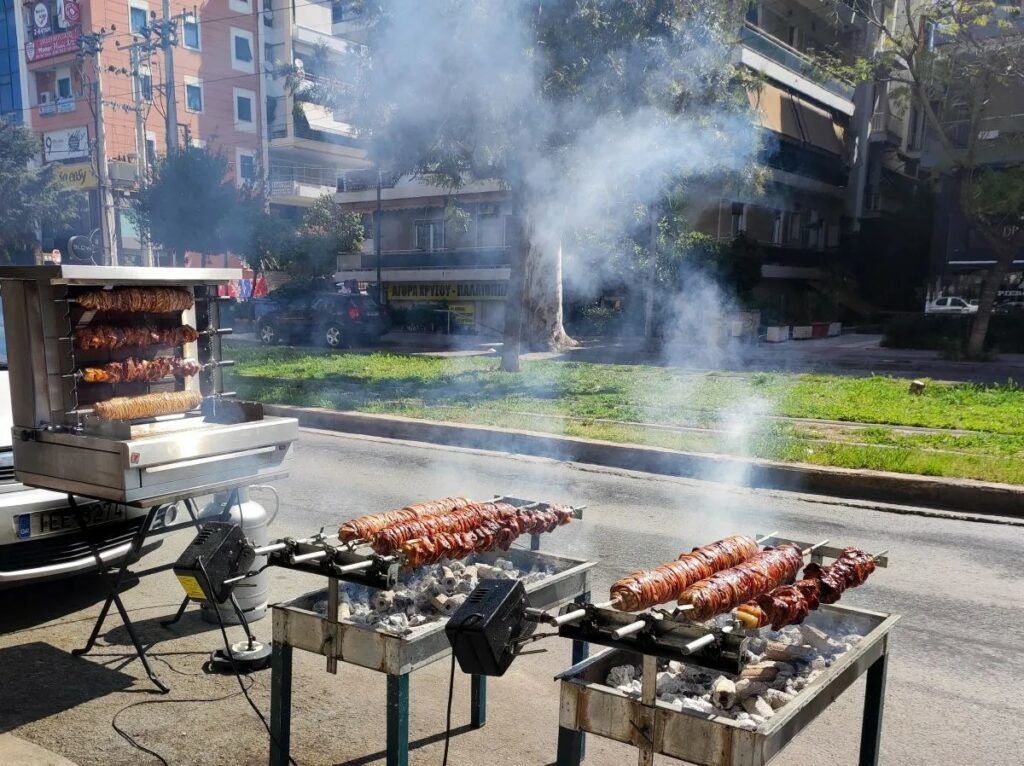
[441,652,457,766]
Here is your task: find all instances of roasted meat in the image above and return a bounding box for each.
[609,536,760,612]
[81,356,202,384]
[77,287,194,313]
[73,324,199,351]
[338,497,473,542]
[678,544,804,621]
[92,390,203,420]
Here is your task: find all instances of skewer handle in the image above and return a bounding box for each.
[801,539,830,556]
[335,559,376,574]
[756,530,780,544]
[611,620,646,639]
[552,608,588,626]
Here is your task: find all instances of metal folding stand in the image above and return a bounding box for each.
[70,489,240,693]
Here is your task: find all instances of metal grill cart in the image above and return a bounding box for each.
[0,265,298,692]
[266,499,594,766]
[551,538,898,766]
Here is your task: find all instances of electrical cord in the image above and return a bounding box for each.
[199,559,300,766]
[441,652,457,766]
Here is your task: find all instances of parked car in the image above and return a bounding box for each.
[257,292,390,348]
[924,296,978,314]
[0,301,160,588]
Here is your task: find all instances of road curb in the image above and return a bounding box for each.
[265,404,1024,518]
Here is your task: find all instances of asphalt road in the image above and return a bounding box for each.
[1,429,1022,766]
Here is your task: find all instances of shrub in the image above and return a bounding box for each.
[882,314,1024,353]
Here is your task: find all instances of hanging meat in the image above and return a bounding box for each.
[399,504,573,568]
[677,544,804,621]
[609,536,760,612]
[73,324,199,351]
[77,287,194,313]
[93,390,203,420]
[81,356,202,384]
[734,548,876,630]
[338,497,473,542]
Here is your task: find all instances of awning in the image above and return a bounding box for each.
[748,84,844,155]
[298,103,356,138]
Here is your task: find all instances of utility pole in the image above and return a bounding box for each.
[153,1,179,155]
[79,30,119,266]
[124,42,154,265]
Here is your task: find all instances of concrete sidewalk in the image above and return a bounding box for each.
[0,734,78,766]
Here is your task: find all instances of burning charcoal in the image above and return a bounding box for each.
[763,689,794,709]
[606,665,636,688]
[373,590,396,611]
[441,566,459,592]
[711,677,738,710]
[385,613,409,631]
[741,696,775,720]
[740,662,778,682]
[431,593,451,612]
[800,624,836,652]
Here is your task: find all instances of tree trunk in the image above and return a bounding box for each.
[966,235,1019,358]
[521,218,577,352]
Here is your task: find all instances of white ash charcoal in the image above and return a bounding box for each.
[746,637,767,655]
[765,641,816,662]
[494,558,515,571]
[409,614,429,627]
[372,590,396,611]
[800,624,839,653]
[733,717,758,731]
[462,565,478,579]
[711,677,738,710]
[338,602,352,620]
[678,696,715,715]
[764,689,794,710]
[809,656,827,672]
[455,578,478,595]
[656,672,684,696]
[740,662,778,682]
[447,594,467,612]
[748,714,766,726]
[843,633,863,646]
[431,593,451,613]
[742,696,775,720]
[313,600,327,616]
[474,563,504,579]
[441,566,459,592]
[606,665,636,688]
[449,561,465,573]
[384,613,409,631]
[734,679,768,700]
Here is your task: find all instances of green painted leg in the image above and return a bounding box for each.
[572,592,590,760]
[556,726,584,766]
[269,643,292,766]
[471,674,487,728]
[386,673,410,766]
[859,652,889,766]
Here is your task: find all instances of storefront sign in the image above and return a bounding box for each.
[448,303,476,327]
[55,161,96,189]
[25,27,81,62]
[386,282,508,302]
[43,125,89,162]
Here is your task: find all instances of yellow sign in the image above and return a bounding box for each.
[176,574,209,602]
[386,282,508,302]
[55,162,97,190]
[449,303,476,327]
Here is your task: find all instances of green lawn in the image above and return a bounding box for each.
[225,344,1024,484]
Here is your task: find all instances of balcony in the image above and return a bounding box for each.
[341,247,512,271]
[739,23,855,107]
[37,97,76,116]
[268,164,338,203]
[870,110,905,143]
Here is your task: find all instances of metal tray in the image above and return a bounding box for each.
[272,547,594,675]
[556,604,899,766]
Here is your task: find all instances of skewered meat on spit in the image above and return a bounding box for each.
[77,287,195,313]
[73,324,199,351]
[81,356,202,384]
[734,548,877,630]
[609,536,760,612]
[338,497,472,542]
[93,390,203,420]
[399,504,574,568]
[677,544,804,621]
[371,502,572,555]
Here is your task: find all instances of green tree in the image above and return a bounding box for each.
[344,0,756,370]
[131,145,240,265]
[834,1,1024,358]
[278,195,364,281]
[0,118,76,262]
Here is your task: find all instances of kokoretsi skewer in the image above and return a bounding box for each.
[399,504,573,568]
[338,497,473,543]
[677,543,804,621]
[74,324,199,351]
[609,536,761,612]
[734,547,878,630]
[93,390,203,420]
[371,501,526,554]
[77,287,194,313]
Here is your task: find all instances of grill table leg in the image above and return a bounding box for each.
[859,651,889,766]
[386,673,410,766]
[556,726,584,766]
[269,642,292,766]
[571,591,590,760]
[471,674,487,728]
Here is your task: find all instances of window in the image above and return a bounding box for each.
[135,67,153,102]
[415,220,444,251]
[56,69,72,100]
[184,77,203,112]
[263,0,274,27]
[730,202,745,236]
[229,0,251,13]
[231,28,255,73]
[182,13,200,49]
[145,132,156,166]
[129,3,149,34]
[237,151,257,184]
[234,87,255,131]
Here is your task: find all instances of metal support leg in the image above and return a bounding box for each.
[269,642,293,766]
[571,591,590,760]
[556,726,584,766]
[530,533,541,551]
[386,673,410,766]
[859,651,889,766]
[161,596,192,627]
[471,674,487,728]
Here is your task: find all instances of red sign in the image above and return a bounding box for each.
[25,27,80,62]
[64,1,80,24]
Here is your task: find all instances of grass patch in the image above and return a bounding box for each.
[227,344,1024,484]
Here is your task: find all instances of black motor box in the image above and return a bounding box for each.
[445,578,528,677]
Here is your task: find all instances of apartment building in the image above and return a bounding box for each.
[261,0,369,220]
[16,0,263,263]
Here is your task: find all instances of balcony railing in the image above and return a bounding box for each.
[740,23,855,101]
[350,247,512,271]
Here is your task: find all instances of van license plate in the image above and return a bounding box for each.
[14,503,126,539]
